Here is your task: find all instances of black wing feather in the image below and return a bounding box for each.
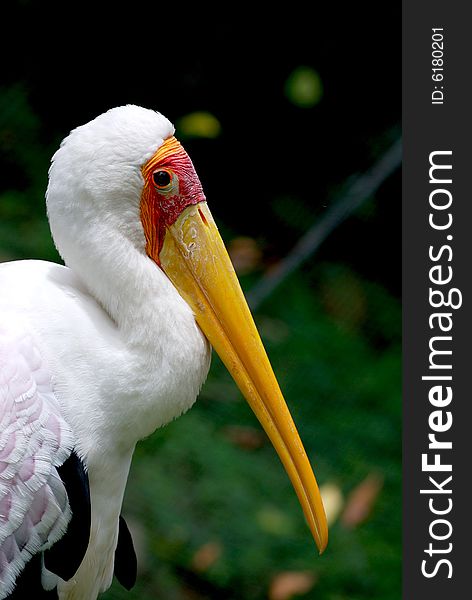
[114,515,137,590]
[43,452,91,581]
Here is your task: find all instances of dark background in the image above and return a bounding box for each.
[403,3,471,598]
[1,3,400,599]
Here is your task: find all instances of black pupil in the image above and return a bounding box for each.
[153,170,171,187]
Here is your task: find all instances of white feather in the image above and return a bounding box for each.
[0,105,211,598]
[0,324,73,598]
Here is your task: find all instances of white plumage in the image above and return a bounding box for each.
[0,321,73,597]
[1,107,210,598]
[0,105,327,598]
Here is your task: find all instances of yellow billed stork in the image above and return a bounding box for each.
[0,105,327,599]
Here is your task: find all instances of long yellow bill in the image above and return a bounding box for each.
[160,202,328,553]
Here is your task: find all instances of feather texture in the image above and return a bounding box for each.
[0,106,212,598]
[0,325,74,598]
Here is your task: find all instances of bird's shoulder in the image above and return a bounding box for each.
[0,259,93,311]
[0,260,119,348]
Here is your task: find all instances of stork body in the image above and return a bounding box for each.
[0,257,209,597]
[0,106,327,599]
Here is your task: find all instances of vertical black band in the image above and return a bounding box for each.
[403,3,472,597]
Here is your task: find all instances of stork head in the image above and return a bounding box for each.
[47,106,328,553]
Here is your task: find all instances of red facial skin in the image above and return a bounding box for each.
[141,137,206,265]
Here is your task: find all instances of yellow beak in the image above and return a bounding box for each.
[159,202,328,553]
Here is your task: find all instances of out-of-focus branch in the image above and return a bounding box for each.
[247,136,402,311]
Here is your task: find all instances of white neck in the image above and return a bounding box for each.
[53,216,210,441]
[50,203,194,346]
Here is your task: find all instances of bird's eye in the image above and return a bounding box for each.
[153,170,172,189]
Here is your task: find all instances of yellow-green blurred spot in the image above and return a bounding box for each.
[256,505,295,536]
[176,111,222,139]
[285,66,323,108]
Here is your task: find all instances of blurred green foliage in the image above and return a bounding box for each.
[0,21,400,597]
[177,112,222,140]
[0,85,60,262]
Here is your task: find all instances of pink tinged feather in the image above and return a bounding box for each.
[13,515,30,550]
[28,485,48,527]
[0,432,16,461]
[0,494,11,523]
[2,536,15,563]
[0,327,76,597]
[17,456,35,483]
